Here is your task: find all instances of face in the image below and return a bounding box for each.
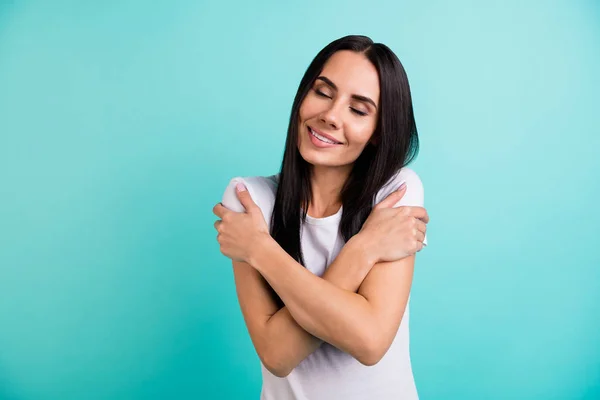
[297,50,380,170]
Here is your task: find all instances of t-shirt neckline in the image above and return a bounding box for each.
[303,205,343,226]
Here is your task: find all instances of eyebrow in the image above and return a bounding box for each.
[315,76,378,110]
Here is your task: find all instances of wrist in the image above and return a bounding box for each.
[247,232,276,268]
[348,233,379,267]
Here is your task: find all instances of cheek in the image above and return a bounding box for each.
[347,123,376,146]
[299,95,323,120]
[298,104,309,121]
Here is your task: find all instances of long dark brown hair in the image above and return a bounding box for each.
[270,35,419,267]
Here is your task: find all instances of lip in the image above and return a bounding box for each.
[307,126,340,148]
[307,126,343,145]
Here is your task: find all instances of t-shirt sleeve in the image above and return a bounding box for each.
[376,168,428,247]
[220,176,275,230]
[221,177,247,213]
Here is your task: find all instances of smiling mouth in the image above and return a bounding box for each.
[308,126,343,145]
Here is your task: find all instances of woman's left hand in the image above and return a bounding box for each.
[212,182,270,263]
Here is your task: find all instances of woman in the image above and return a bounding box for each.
[213,35,429,400]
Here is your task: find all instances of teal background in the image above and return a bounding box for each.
[0,0,599,399]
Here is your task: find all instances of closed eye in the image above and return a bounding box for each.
[315,89,368,116]
[351,108,367,116]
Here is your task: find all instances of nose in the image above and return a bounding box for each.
[319,102,341,130]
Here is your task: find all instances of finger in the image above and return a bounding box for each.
[416,241,424,252]
[375,183,407,209]
[415,219,427,235]
[212,202,228,218]
[406,206,429,223]
[235,182,258,211]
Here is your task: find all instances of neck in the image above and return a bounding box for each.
[307,164,351,218]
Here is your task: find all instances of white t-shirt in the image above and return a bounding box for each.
[221,167,427,400]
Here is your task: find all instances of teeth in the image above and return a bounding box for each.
[310,128,338,144]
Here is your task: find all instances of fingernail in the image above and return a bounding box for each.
[397,182,406,192]
[236,182,247,192]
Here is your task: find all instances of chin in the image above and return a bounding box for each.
[298,150,329,166]
[299,150,346,168]
[297,138,358,168]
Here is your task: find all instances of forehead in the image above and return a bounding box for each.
[319,50,380,101]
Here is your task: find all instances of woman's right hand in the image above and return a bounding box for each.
[357,184,429,264]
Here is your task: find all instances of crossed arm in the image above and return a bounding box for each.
[233,232,414,377]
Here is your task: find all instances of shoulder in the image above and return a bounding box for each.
[374,167,424,208]
[221,173,279,223]
[374,167,429,246]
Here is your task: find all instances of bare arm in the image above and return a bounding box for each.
[217,174,426,373]
[232,233,376,377]
[249,234,415,367]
